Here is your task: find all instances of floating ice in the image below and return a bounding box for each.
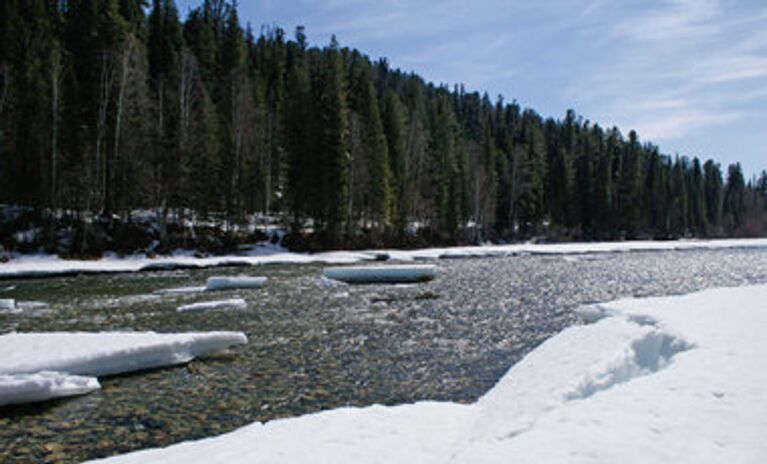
[0,299,17,313]
[323,265,437,284]
[90,284,767,464]
[0,372,100,406]
[0,331,248,377]
[316,276,349,289]
[205,276,268,291]
[178,299,248,313]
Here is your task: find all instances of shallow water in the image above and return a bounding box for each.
[1,248,767,463]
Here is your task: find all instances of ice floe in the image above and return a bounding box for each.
[177,299,248,313]
[0,299,16,312]
[0,332,247,405]
[323,265,437,284]
[0,372,100,407]
[89,284,767,463]
[0,332,248,377]
[205,276,267,291]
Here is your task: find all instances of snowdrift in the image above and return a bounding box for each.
[0,332,247,406]
[323,265,437,284]
[89,284,767,463]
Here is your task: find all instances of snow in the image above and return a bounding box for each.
[0,372,100,407]
[205,276,267,291]
[178,299,248,313]
[323,265,437,284]
[3,238,767,279]
[89,284,767,464]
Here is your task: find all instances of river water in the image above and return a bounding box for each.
[2,248,767,463]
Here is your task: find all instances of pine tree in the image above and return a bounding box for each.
[317,36,349,244]
[704,160,723,231]
[382,89,408,232]
[723,163,746,231]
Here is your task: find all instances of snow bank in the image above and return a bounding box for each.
[3,238,767,279]
[178,299,248,313]
[0,372,100,407]
[205,276,267,291]
[0,332,247,377]
[90,284,767,464]
[323,265,437,284]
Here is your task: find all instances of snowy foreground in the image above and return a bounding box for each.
[2,238,767,279]
[0,332,247,406]
[91,284,767,464]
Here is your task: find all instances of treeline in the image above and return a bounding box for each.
[1,0,766,249]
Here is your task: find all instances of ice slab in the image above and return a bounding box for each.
[0,372,100,406]
[323,265,437,284]
[90,284,767,464]
[205,276,267,291]
[178,299,248,313]
[0,332,248,377]
[0,299,16,312]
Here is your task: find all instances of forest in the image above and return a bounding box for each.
[1,0,766,254]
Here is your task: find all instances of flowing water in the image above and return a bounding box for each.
[2,248,767,463]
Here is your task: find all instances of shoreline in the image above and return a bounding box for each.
[2,237,767,280]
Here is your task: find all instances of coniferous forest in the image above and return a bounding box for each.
[1,0,766,255]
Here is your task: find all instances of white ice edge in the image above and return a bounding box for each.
[2,238,767,279]
[323,265,437,284]
[0,372,100,407]
[0,332,248,377]
[178,299,248,313]
[90,284,767,463]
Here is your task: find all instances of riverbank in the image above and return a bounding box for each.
[2,238,767,280]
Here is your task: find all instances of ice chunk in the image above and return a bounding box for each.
[316,276,349,289]
[205,276,268,291]
[0,372,100,406]
[0,332,247,377]
[178,299,248,313]
[323,265,437,284]
[0,299,16,312]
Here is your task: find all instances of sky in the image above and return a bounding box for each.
[176,0,767,177]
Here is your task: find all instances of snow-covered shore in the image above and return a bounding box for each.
[3,238,767,279]
[90,284,767,463]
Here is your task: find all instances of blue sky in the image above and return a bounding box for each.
[177,0,767,177]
